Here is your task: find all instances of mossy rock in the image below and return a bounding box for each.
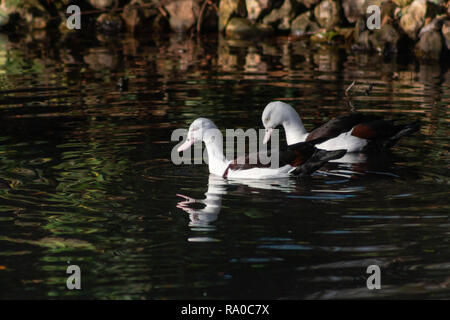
[225,17,273,39]
[219,0,247,32]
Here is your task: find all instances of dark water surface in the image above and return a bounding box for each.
[0,33,449,299]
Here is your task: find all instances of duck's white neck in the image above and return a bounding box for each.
[203,133,229,177]
[282,115,308,145]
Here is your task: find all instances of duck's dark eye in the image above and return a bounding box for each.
[265,117,270,123]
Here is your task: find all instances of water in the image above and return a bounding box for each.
[0,33,449,299]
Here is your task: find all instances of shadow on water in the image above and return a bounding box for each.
[0,31,448,299]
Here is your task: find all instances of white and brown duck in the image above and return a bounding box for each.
[177,118,346,179]
[261,101,421,153]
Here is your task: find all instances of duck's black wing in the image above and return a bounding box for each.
[306,113,383,142]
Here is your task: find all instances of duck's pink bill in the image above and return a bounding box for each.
[177,139,195,152]
[263,128,273,144]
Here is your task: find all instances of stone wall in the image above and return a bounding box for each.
[220,0,450,60]
[0,0,448,60]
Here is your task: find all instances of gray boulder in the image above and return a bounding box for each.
[314,0,342,29]
[342,0,366,23]
[291,11,319,35]
[399,0,427,40]
[246,0,272,21]
[369,23,400,52]
[164,0,200,33]
[415,30,443,60]
[263,0,298,31]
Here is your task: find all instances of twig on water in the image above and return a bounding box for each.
[345,81,356,98]
[344,81,375,112]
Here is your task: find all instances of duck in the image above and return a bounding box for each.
[261,101,421,153]
[176,118,346,179]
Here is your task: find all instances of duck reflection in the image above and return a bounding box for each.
[176,175,227,229]
[176,175,298,229]
[176,151,407,231]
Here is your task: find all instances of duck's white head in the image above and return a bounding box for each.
[261,101,307,145]
[177,118,220,152]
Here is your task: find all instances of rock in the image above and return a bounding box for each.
[246,0,272,21]
[131,0,157,21]
[255,22,274,35]
[362,0,399,22]
[14,0,51,30]
[369,23,400,52]
[96,13,123,34]
[0,10,9,28]
[355,29,371,49]
[391,0,413,7]
[297,0,321,9]
[362,0,383,13]
[442,20,450,51]
[354,17,367,41]
[122,2,144,33]
[380,1,398,21]
[314,0,342,29]
[225,17,273,38]
[291,11,319,35]
[342,0,366,23]
[418,17,443,38]
[0,1,13,28]
[219,0,247,32]
[399,0,427,40]
[262,0,298,31]
[225,17,254,38]
[415,30,442,59]
[164,0,200,33]
[89,0,115,10]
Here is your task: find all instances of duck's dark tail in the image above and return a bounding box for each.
[382,121,421,149]
[291,148,346,176]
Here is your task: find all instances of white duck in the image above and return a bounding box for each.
[261,101,421,153]
[176,118,346,179]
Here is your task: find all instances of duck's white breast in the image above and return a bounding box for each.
[227,165,293,179]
